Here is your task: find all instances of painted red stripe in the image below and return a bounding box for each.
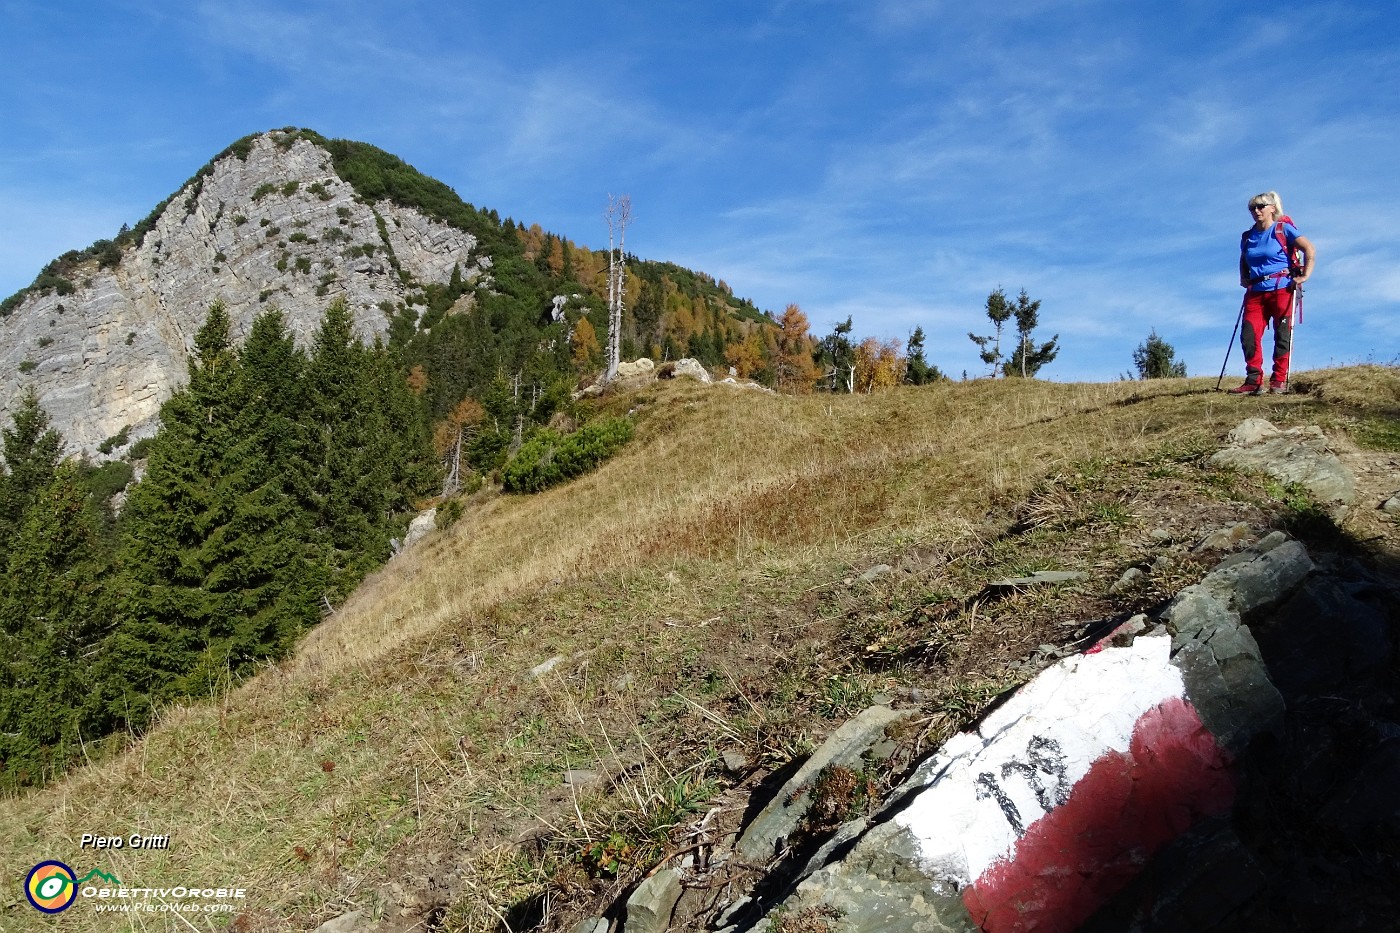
[962,697,1235,933]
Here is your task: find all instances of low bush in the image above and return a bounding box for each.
[502,417,633,493]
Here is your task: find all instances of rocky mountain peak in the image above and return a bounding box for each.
[0,129,488,457]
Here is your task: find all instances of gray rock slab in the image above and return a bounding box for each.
[858,564,894,584]
[1192,521,1254,552]
[314,911,369,933]
[1079,821,1267,933]
[736,705,910,862]
[986,570,1083,588]
[1198,539,1313,616]
[528,655,566,678]
[1209,419,1356,504]
[625,868,682,933]
[571,919,609,933]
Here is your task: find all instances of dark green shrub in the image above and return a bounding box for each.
[81,459,134,502]
[502,417,633,493]
[435,496,466,529]
[97,426,132,454]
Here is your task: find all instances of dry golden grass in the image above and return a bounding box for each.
[2,368,1396,932]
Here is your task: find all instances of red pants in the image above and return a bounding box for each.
[1241,288,1293,387]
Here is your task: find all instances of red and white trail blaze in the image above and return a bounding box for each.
[894,634,1235,932]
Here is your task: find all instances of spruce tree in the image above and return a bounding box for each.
[0,463,108,787]
[210,309,322,671]
[0,387,63,556]
[1132,330,1188,379]
[298,299,437,597]
[106,302,241,718]
[904,327,943,385]
[969,289,1014,377]
[1002,289,1060,379]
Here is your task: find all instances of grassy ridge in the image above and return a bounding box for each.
[1,369,1396,931]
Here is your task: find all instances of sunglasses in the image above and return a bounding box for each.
[1249,204,1272,211]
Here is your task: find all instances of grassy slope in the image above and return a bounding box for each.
[3,368,1398,932]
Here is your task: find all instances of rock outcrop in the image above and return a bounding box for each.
[1209,418,1357,509]
[552,420,1399,933]
[0,130,489,457]
[714,527,1394,933]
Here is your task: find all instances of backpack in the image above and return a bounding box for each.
[1242,216,1303,275]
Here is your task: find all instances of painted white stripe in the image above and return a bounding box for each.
[894,634,1186,887]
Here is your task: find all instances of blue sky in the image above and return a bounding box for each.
[2,0,1396,381]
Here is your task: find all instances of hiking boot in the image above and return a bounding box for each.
[1227,382,1263,396]
[1268,383,1288,395]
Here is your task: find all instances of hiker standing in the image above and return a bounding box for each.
[1230,191,1316,395]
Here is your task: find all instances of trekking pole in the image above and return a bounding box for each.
[1215,294,1247,391]
[1290,283,1303,374]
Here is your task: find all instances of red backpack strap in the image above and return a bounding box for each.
[1274,217,1301,272]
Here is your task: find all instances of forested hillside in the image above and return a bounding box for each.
[0,128,794,789]
[0,298,437,788]
[0,127,950,791]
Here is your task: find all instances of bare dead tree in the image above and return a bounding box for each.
[605,194,632,382]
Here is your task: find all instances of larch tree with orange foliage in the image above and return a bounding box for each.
[724,332,765,379]
[854,337,905,393]
[774,304,821,393]
[571,316,601,370]
[433,397,485,495]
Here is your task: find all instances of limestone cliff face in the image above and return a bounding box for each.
[0,132,489,456]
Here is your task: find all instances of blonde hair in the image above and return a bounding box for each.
[1248,190,1283,214]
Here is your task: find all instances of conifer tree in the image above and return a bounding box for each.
[106,301,242,717]
[299,299,386,587]
[774,304,820,393]
[298,299,436,595]
[1002,289,1059,378]
[211,309,323,666]
[0,462,109,785]
[969,288,1014,377]
[904,327,944,385]
[572,316,601,369]
[1132,329,1188,379]
[0,388,63,556]
[817,316,857,392]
